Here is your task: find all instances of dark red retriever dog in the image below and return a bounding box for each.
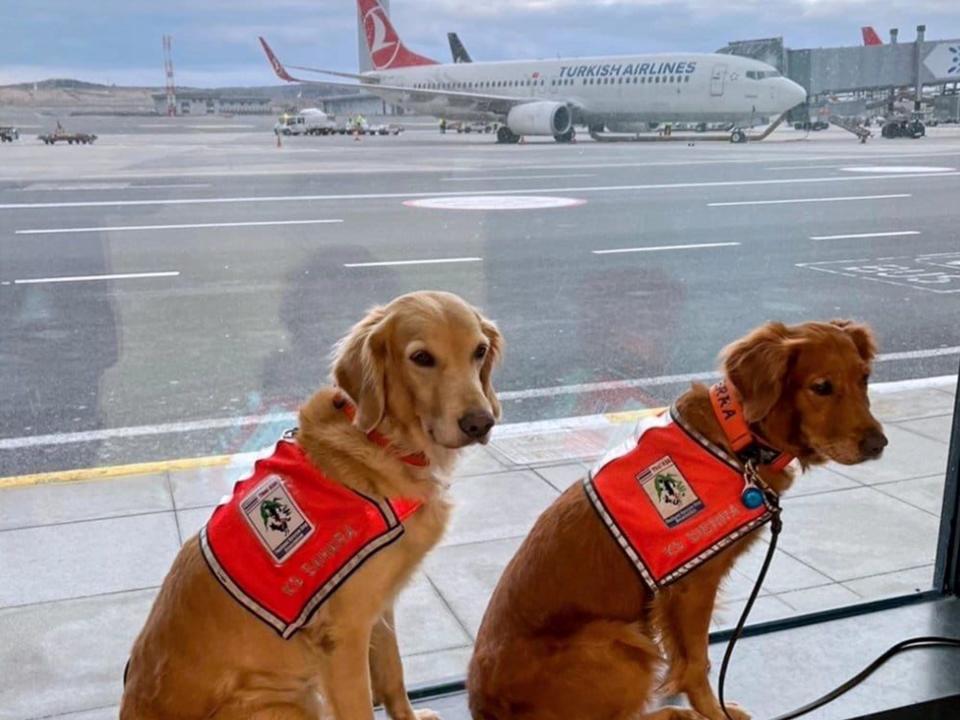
[468,320,887,720]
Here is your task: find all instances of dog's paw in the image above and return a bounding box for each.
[717,702,751,720]
[413,710,442,720]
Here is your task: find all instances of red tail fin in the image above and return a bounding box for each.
[259,37,296,82]
[861,26,883,46]
[357,0,437,70]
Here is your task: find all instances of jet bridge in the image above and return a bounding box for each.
[722,28,960,112]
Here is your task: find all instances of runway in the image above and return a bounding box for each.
[1,123,959,474]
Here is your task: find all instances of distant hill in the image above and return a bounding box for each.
[0,78,361,114]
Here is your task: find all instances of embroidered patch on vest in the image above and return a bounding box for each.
[637,456,704,528]
[240,475,314,562]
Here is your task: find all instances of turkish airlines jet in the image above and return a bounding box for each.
[260,0,806,143]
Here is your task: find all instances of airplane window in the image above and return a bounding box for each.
[685,75,690,82]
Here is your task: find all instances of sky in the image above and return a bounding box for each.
[1,0,959,87]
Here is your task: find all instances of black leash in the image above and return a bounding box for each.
[717,491,960,720]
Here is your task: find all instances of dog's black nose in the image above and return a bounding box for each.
[860,428,888,459]
[458,409,495,441]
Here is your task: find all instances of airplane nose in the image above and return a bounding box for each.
[781,78,807,109]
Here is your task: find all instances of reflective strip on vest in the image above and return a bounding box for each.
[584,408,773,591]
[200,439,421,638]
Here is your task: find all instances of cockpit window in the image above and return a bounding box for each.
[747,70,782,80]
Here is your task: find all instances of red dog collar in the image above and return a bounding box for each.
[709,381,794,472]
[333,393,429,468]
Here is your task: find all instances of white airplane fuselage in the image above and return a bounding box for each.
[367,53,807,127]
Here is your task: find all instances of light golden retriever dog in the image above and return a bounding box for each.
[468,320,886,720]
[121,291,502,720]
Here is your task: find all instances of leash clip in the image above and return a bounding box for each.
[741,460,767,510]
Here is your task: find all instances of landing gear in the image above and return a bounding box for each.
[554,127,576,143]
[730,128,748,144]
[496,126,521,144]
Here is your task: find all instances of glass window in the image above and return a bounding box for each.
[4,1,958,708]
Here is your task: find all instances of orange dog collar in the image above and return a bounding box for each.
[709,381,794,473]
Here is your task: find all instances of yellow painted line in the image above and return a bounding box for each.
[604,406,667,424]
[0,453,235,490]
[0,406,670,490]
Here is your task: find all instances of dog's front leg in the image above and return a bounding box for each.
[317,621,377,720]
[661,582,751,720]
[370,606,440,720]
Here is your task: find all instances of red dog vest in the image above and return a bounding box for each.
[584,406,775,590]
[200,438,421,638]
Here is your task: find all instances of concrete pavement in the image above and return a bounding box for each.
[0,374,955,720]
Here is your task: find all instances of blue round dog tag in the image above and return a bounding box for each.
[742,486,765,510]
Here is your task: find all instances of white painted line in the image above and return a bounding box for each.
[16,183,211,192]
[441,174,595,182]
[709,193,911,207]
[593,242,739,255]
[15,219,344,236]
[811,230,921,241]
[842,166,955,174]
[766,164,850,171]
[405,196,585,210]
[344,257,482,268]
[130,183,212,190]
[0,372,953,451]
[11,271,180,285]
[1,173,955,210]
[4,149,960,184]
[500,348,960,401]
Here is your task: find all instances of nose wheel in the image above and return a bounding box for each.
[730,128,748,143]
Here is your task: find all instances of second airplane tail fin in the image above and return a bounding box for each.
[862,26,883,46]
[357,0,438,70]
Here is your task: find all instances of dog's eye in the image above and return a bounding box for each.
[811,380,833,396]
[474,344,488,361]
[410,350,436,368]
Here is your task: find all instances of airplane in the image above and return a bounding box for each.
[862,26,883,46]
[259,0,807,144]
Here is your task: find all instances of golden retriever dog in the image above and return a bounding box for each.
[121,291,502,720]
[468,320,886,720]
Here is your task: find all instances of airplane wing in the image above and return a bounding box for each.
[259,37,545,117]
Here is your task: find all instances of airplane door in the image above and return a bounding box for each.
[710,64,727,96]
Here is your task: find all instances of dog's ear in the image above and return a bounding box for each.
[721,322,800,423]
[477,313,504,420]
[331,306,390,432]
[830,319,877,362]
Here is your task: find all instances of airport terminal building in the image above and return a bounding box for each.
[150,91,273,116]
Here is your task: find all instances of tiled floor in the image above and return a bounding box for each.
[0,376,955,720]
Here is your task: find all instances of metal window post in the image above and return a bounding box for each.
[934,357,960,596]
[914,25,926,113]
